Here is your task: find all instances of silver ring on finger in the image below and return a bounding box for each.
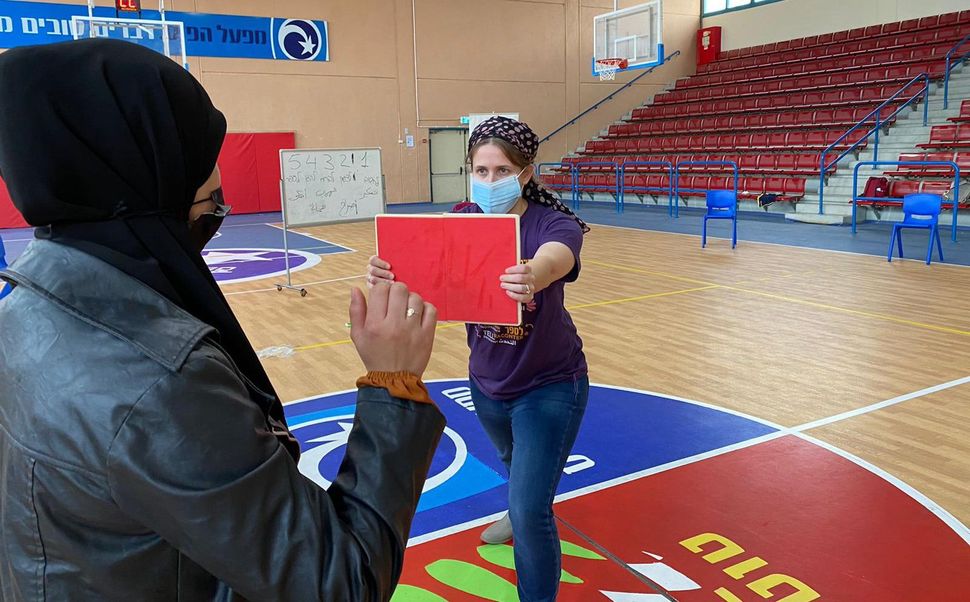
[406,307,416,318]
[524,284,531,295]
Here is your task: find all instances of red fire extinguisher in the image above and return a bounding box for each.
[697,26,722,66]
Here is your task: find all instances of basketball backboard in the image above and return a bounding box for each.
[73,1,188,70]
[592,0,664,77]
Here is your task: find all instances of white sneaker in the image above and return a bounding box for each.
[480,513,513,544]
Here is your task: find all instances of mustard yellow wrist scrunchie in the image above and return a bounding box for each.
[356,371,434,405]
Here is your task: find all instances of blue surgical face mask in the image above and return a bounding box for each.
[471,168,526,214]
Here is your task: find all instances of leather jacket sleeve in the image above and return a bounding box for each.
[105,345,445,601]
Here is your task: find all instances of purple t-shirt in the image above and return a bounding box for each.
[455,202,587,400]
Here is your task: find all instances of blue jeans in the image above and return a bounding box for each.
[470,376,590,602]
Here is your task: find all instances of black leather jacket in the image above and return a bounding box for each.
[0,241,445,601]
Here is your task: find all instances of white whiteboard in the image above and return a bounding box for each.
[279,147,385,227]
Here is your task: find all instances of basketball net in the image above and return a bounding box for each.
[596,58,628,81]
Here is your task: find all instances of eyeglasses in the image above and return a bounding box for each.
[192,187,232,218]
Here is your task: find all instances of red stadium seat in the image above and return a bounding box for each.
[776,154,797,172]
[919,125,958,149]
[888,180,921,197]
[783,178,806,196]
[767,133,789,148]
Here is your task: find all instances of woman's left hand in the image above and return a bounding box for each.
[500,263,536,303]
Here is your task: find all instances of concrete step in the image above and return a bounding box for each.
[887,125,936,132]
[879,137,931,144]
[785,212,852,225]
[862,142,928,148]
[868,138,928,144]
[883,126,932,132]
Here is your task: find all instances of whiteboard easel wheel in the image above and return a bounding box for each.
[300,289,308,297]
[276,286,283,292]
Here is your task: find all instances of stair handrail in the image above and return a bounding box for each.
[538,50,681,146]
[817,73,930,214]
[943,34,970,110]
[537,162,579,210]
[618,160,675,216]
[673,160,740,219]
[571,161,621,211]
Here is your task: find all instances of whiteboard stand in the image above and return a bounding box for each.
[275,180,308,297]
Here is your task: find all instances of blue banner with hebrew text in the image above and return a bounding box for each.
[0,1,329,61]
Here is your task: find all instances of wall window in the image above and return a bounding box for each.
[703,0,786,17]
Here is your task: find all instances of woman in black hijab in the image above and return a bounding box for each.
[0,38,444,601]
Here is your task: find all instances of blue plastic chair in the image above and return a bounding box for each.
[887,193,944,265]
[702,189,738,248]
[0,234,10,300]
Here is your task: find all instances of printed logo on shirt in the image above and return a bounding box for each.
[476,323,534,346]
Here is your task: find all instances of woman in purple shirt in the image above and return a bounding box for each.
[369,117,589,602]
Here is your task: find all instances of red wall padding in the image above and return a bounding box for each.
[0,178,27,229]
[218,132,295,216]
[0,131,295,229]
[219,133,261,215]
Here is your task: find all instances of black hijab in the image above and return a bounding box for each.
[0,39,299,458]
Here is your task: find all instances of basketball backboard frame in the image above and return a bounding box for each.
[592,0,664,77]
[74,0,188,70]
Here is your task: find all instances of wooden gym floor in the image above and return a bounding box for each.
[220,218,970,529]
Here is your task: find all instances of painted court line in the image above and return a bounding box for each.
[567,285,720,310]
[284,285,717,353]
[404,379,969,549]
[554,431,786,506]
[586,259,714,287]
[730,265,840,287]
[602,382,970,545]
[795,432,970,546]
[284,378,969,577]
[586,259,970,338]
[556,514,679,601]
[407,432,789,548]
[223,274,364,296]
[725,285,970,337]
[793,375,970,432]
[217,222,279,229]
[591,222,970,270]
[266,222,359,252]
[298,246,355,256]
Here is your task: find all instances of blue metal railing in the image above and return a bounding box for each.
[850,160,961,242]
[944,34,970,110]
[618,161,675,215]
[572,162,621,211]
[674,161,740,218]
[538,51,681,145]
[0,234,9,301]
[817,74,930,214]
[537,162,578,209]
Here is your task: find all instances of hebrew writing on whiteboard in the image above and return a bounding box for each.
[280,148,384,227]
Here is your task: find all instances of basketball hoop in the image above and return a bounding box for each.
[595,58,628,81]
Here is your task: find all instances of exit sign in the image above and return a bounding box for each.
[116,0,141,12]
